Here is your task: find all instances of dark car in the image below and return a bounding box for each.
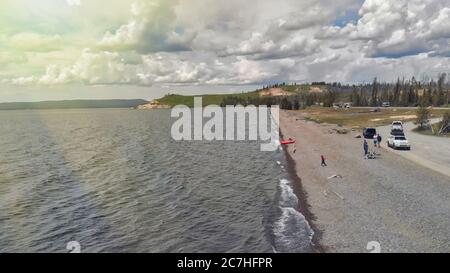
[363,128,377,139]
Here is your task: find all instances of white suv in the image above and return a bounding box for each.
[391,121,403,131]
[387,135,411,150]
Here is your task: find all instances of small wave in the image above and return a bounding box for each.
[273,179,313,253]
[279,179,298,208]
[274,207,314,253]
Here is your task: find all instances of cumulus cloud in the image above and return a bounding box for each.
[4,48,303,86]
[222,32,319,60]
[98,0,195,53]
[3,49,139,85]
[2,0,450,87]
[321,0,450,58]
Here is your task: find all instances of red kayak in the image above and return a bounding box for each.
[281,139,296,145]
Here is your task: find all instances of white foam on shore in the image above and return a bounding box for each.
[279,179,298,208]
[273,179,314,252]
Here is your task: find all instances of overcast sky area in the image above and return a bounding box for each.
[0,0,449,102]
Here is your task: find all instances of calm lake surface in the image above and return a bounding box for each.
[0,108,312,252]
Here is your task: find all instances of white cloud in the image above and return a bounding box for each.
[98,0,194,53]
[308,53,341,65]
[6,33,63,52]
[428,7,450,39]
[3,0,450,88]
[4,49,140,85]
[66,0,81,6]
[321,0,450,58]
[222,32,319,60]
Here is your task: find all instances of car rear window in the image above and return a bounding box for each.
[366,129,376,134]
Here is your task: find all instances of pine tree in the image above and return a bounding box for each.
[380,87,389,103]
[370,78,379,106]
[432,90,439,106]
[400,89,407,106]
[437,73,447,106]
[416,105,430,130]
[393,78,401,106]
[351,87,361,106]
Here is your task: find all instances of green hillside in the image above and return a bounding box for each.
[158,92,260,107]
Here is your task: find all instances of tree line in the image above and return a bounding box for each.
[348,74,449,107]
[220,74,449,110]
[219,91,338,110]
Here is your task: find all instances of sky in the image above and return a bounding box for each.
[0,0,449,102]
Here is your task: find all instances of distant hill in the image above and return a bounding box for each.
[156,92,261,108]
[150,85,325,108]
[0,99,148,110]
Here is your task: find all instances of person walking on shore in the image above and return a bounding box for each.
[363,140,369,158]
[373,134,379,154]
[321,155,327,167]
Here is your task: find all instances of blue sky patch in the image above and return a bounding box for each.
[333,9,360,27]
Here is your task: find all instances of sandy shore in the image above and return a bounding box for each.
[280,110,450,253]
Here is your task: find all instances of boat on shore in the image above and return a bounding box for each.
[281,138,296,145]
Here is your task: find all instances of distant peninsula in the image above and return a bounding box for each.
[0,99,148,110]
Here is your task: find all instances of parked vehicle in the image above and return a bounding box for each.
[333,103,342,109]
[363,128,377,139]
[382,102,390,107]
[391,121,403,131]
[390,129,405,136]
[387,135,411,150]
[343,102,352,109]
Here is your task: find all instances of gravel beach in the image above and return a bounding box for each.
[280,110,450,253]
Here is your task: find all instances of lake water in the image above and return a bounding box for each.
[0,108,312,252]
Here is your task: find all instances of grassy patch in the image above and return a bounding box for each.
[297,106,447,128]
[280,84,327,94]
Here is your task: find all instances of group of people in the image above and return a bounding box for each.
[319,133,383,166]
[316,133,383,166]
[364,134,382,159]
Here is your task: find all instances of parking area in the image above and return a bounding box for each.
[377,119,450,177]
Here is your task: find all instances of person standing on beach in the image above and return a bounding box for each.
[363,140,369,158]
[377,134,382,148]
[321,155,327,167]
